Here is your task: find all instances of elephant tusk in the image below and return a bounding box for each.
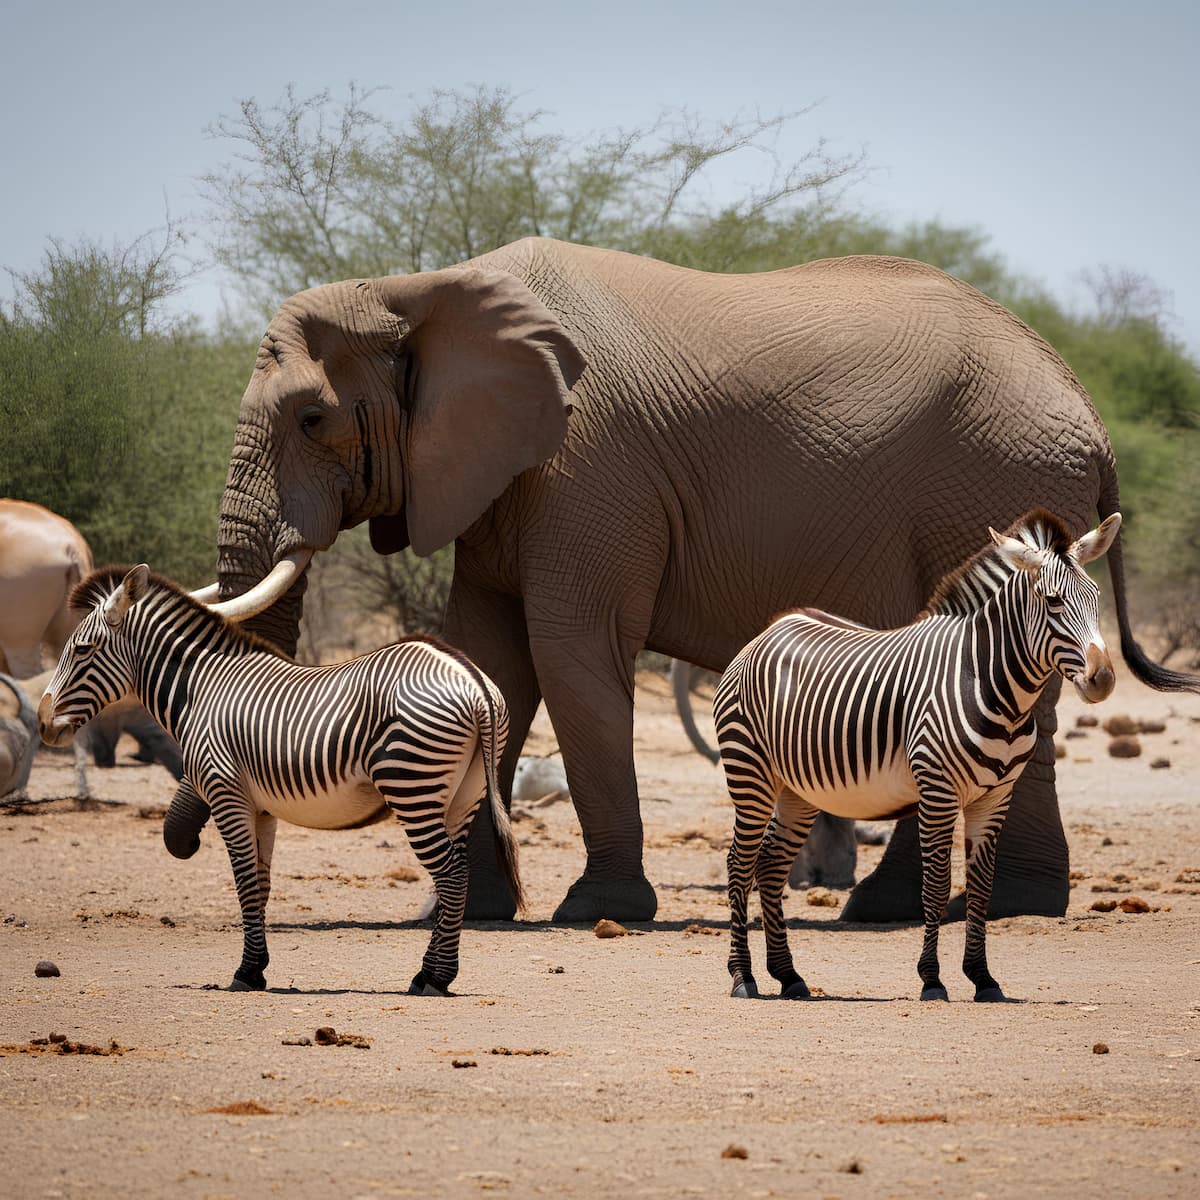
[188,582,222,603]
[205,549,313,622]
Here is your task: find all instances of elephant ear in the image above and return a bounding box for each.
[375,267,586,557]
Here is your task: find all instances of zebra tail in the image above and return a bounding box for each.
[1099,485,1200,695]
[475,687,526,915]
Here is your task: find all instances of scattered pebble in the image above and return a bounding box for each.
[1054,742,1068,759]
[160,916,176,927]
[1150,757,1171,770]
[683,924,722,936]
[204,1101,274,1115]
[1064,729,1088,740]
[1090,900,1117,912]
[1093,1043,1110,1055]
[384,866,421,883]
[1108,736,1141,759]
[451,1059,477,1069]
[34,961,60,978]
[720,1144,749,1160]
[281,1036,312,1046]
[593,919,628,938]
[1075,714,1099,728]
[1137,719,1166,734]
[839,1158,864,1174]
[548,965,565,974]
[1118,896,1151,914]
[805,887,840,908]
[488,1047,551,1056]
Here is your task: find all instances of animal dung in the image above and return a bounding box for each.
[1137,719,1166,734]
[720,1144,749,1160]
[1075,714,1099,728]
[593,919,628,938]
[1102,714,1138,737]
[34,960,60,978]
[1090,899,1118,912]
[1107,736,1141,759]
[1150,757,1171,770]
[1092,1043,1110,1055]
[313,1026,371,1048]
[1117,896,1151,914]
[805,887,840,908]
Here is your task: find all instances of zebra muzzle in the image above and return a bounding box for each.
[37,692,78,748]
[1072,643,1115,704]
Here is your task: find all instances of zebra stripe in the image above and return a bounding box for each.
[41,565,521,995]
[713,509,1117,1003]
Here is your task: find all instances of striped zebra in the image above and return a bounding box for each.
[713,509,1123,1004]
[38,564,522,996]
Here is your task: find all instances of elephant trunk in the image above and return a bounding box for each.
[216,521,311,658]
[163,786,211,860]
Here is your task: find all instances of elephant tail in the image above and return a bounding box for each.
[473,676,526,915]
[670,659,720,764]
[1098,482,1200,694]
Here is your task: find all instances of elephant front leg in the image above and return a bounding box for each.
[532,632,656,924]
[444,582,539,921]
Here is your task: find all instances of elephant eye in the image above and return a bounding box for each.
[300,405,324,435]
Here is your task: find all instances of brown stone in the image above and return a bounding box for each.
[1102,714,1138,737]
[1075,714,1099,728]
[720,1144,749,1160]
[1150,757,1171,770]
[1092,1043,1110,1055]
[1118,896,1151,913]
[593,919,628,938]
[34,961,60,978]
[1089,899,1117,912]
[1137,719,1166,734]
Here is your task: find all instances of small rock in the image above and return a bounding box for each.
[384,866,421,883]
[1093,1042,1110,1055]
[1118,896,1151,914]
[1101,836,1114,846]
[839,1158,864,1174]
[1064,728,1088,740]
[34,961,60,978]
[548,965,565,974]
[593,919,628,939]
[1150,757,1171,770]
[805,887,840,908]
[49,1032,67,1044]
[1054,742,1067,759]
[1107,736,1141,759]
[1075,714,1100,728]
[1089,899,1117,912]
[1137,719,1166,734]
[451,1059,477,1068]
[720,1144,749,1160]
[160,916,176,927]
[1102,714,1138,737]
[281,1036,312,1046]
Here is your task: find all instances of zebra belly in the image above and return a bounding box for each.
[782,759,919,822]
[245,773,386,831]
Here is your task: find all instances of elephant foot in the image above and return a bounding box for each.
[408,971,450,997]
[551,873,658,924]
[943,873,1069,923]
[730,974,759,999]
[840,865,923,924]
[974,985,1008,1003]
[464,872,517,921]
[920,983,949,1002]
[230,967,266,991]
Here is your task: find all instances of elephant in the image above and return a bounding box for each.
[0,499,183,785]
[0,673,38,798]
[207,236,1196,924]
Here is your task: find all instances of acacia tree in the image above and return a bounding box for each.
[202,83,865,306]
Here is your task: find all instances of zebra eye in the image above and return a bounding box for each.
[1044,592,1066,613]
[73,641,96,658]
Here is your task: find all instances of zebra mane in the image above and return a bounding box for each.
[70,566,292,659]
[921,508,1075,618]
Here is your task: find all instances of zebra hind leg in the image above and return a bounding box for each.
[962,790,1014,1002]
[758,792,819,999]
[724,788,778,1000]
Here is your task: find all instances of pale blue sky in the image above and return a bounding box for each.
[2,0,1197,350]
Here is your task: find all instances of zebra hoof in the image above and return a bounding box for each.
[780,978,811,1000]
[229,973,266,992]
[920,984,949,1002]
[408,971,450,998]
[730,977,759,1000]
[974,985,1007,1003]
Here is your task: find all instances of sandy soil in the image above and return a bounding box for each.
[2,668,1198,1199]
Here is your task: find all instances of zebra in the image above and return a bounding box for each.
[38,563,523,996]
[713,509,1124,1004]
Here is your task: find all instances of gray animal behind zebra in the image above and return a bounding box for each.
[713,508,1186,1005]
[38,564,522,996]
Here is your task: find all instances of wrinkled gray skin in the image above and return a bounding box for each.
[0,673,38,798]
[670,658,860,890]
[214,237,1166,925]
[84,701,184,780]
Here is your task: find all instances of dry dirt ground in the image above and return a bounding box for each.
[2,669,1198,1199]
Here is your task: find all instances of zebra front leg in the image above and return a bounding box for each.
[962,788,1014,1002]
[757,790,820,999]
[916,787,957,1001]
[211,793,270,991]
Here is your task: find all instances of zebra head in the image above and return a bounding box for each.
[38,565,151,748]
[989,512,1123,703]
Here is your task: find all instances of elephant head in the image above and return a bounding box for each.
[214,266,587,651]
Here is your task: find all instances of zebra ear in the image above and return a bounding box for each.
[103,564,151,628]
[1072,512,1122,565]
[988,527,1042,574]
